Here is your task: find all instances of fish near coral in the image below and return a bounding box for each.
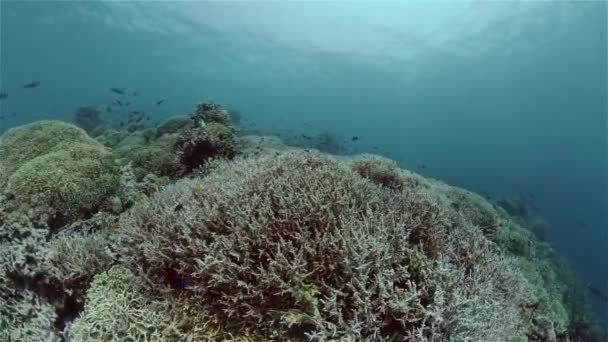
[23,80,40,88]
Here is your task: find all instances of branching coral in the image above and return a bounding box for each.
[0,290,59,342]
[120,150,528,340]
[41,229,117,310]
[350,153,406,190]
[0,208,49,306]
[68,266,168,342]
[175,102,236,174]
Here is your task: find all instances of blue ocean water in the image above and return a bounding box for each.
[1,0,606,321]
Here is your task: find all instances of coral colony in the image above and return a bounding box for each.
[0,102,604,341]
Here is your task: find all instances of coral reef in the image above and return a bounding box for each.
[119,151,529,340]
[349,153,406,190]
[73,105,104,136]
[0,120,99,181]
[6,143,120,225]
[0,290,59,342]
[175,102,236,174]
[0,162,8,190]
[115,134,178,179]
[156,115,192,136]
[0,100,603,341]
[236,134,289,157]
[69,266,168,342]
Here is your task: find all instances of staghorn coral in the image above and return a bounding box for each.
[6,143,120,225]
[120,150,528,340]
[0,290,59,342]
[68,266,168,342]
[40,229,117,311]
[0,197,60,342]
[0,162,8,190]
[350,153,406,190]
[0,206,49,306]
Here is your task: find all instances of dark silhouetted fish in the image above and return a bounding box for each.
[301,134,312,140]
[418,164,427,170]
[125,101,130,106]
[114,100,123,106]
[110,88,126,95]
[174,203,184,212]
[156,100,164,106]
[131,110,141,115]
[133,91,139,96]
[119,122,125,127]
[0,92,7,100]
[23,80,40,89]
[351,136,359,142]
[588,285,608,302]
[106,106,112,112]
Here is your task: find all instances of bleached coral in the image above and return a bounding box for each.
[120,150,528,340]
[68,266,168,342]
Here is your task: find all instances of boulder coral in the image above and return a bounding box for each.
[120,150,530,340]
[6,143,120,225]
[0,120,99,179]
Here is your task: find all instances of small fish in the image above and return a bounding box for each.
[110,87,125,95]
[114,100,123,106]
[131,110,141,115]
[125,101,131,106]
[523,302,540,310]
[119,122,125,127]
[180,278,193,289]
[133,91,139,96]
[588,285,608,302]
[105,106,112,112]
[146,116,150,121]
[351,136,359,142]
[156,99,164,106]
[418,164,427,170]
[372,146,379,150]
[0,92,8,100]
[174,203,184,212]
[23,80,40,89]
[301,134,312,140]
